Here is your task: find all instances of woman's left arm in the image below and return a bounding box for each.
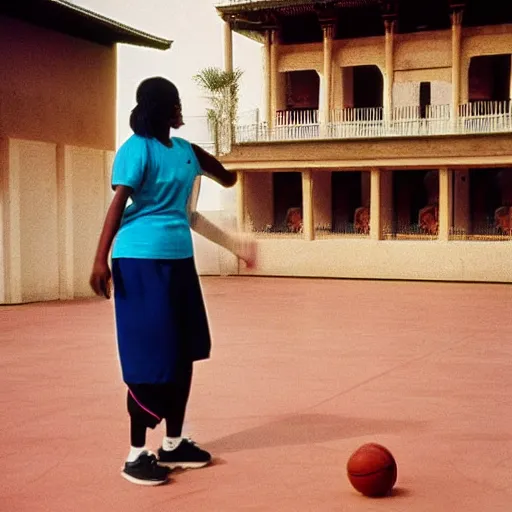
[191,143,237,188]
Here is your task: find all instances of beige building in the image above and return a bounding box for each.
[0,0,170,304]
[215,0,512,283]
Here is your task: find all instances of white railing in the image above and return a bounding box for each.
[391,104,452,136]
[274,109,320,140]
[234,101,512,143]
[458,100,512,134]
[184,101,512,151]
[329,107,384,138]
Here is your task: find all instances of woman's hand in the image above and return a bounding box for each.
[89,185,132,300]
[90,260,112,299]
[235,234,258,269]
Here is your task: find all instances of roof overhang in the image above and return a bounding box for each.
[0,0,172,50]
[216,0,376,15]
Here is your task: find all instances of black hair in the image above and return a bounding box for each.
[129,77,183,137]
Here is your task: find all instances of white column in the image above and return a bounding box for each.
[302,170,314,241]
[321,24,335,134]
[370,168,382,240]
[509,56,512,100]
[223,20,235,145]
[263,30,272,126]
[223,19,233,73]
[439,167,453,241]
[384,19,396,124]
[451,9,463,129]
[269,29,278,130]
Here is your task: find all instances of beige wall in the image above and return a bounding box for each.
[0,16,116,150]
[393,81,420,107]
[394,31,451,72]
[238,238,512,283]
[17,141,60,303]
[279,43,323,72]
[335,37,385,70]
[0,139,5,302]
[65,146,110,298]
[394,74,453,108]
[0,17,118,303]
[1,138,113,303]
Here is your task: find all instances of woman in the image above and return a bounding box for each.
[90,77,256,486]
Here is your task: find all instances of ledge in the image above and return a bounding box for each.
[220,132,512,170]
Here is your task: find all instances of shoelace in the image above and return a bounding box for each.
[147,453,170,473]
[144,452,161,466]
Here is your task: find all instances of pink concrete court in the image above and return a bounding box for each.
[2,276,512,511]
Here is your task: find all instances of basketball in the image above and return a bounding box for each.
[346,443,397,497]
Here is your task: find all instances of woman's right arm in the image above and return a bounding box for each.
[89,185,132,298]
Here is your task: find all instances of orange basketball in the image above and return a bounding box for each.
[346,443,397,497]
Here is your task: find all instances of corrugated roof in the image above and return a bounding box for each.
[0,0,172,50]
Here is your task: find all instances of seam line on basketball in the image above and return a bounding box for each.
[348,466,395,477]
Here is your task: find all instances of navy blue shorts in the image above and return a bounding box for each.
[112,257,211,384]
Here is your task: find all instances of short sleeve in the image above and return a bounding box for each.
[111,135,148,191]
[174,137,203,177]
[190,146,203,177]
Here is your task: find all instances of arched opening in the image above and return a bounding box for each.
[279,70,320,116]
[468,54,511,103]
[341,65,384,111]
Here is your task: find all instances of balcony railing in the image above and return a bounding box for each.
[234,101,512,143]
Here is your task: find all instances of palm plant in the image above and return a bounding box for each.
[193,67,244,154]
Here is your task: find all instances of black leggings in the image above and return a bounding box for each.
[127,364,193,447]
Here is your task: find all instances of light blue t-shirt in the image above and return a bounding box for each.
[111,135,202,260]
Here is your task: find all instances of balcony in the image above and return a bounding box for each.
[234,101,512,144]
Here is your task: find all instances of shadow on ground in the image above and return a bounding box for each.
[204,413,423,454]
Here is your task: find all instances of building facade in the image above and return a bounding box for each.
[0,0,170,304]
[215,0,512,283]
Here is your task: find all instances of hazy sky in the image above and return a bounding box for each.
[72,0,263,210]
